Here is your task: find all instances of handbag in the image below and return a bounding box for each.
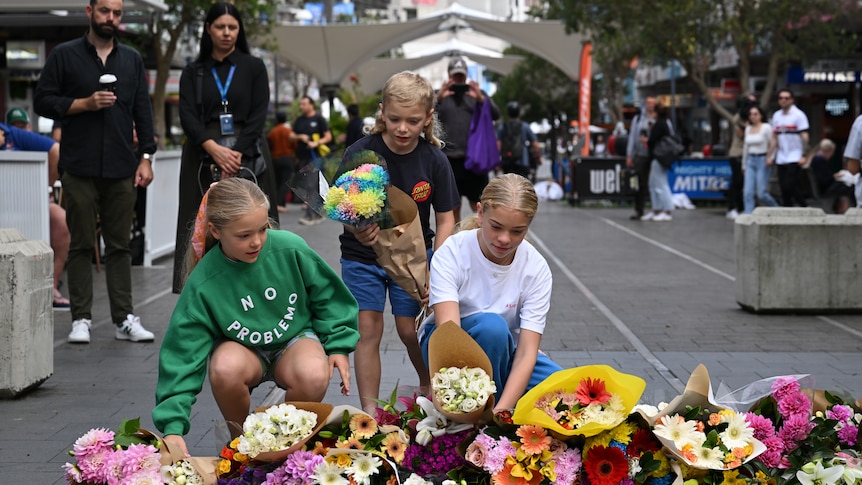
[653,121,684,169]
[465,99,501,175]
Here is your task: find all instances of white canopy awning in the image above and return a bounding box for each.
[268,2,586,89]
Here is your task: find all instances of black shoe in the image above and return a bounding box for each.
[629,213,643,220]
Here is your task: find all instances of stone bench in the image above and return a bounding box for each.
[0,228,53,397]
[735,207,862,313]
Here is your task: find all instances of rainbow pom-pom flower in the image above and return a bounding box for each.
[323,163,390,225]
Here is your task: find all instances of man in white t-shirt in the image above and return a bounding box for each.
[840,114,862,207]
[769,89,810,207]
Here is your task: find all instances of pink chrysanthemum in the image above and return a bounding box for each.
[103,450,126,485]
[757,435,785,468]
[771,377,801,401]
[779,413,814,450]
[484,436,516,474]
[78,448,117,483]
[838,425,859,446]
[777,392,811,418]
[72,427,115,459]
[745,412,776,440]
[64,462,84,483]
[551,448,582,485]
[827,404,854,423]
[119,443,161,477]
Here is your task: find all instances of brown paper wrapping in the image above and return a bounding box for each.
[250,401,334,462]
[137,429,219,485]
[372,186,428,303]
[427,321,495,424]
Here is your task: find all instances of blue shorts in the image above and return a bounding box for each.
[341,258,420,317]
[252,331,319,382]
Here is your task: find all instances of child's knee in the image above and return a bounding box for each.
[284,361,329,398]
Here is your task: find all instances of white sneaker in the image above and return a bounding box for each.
[653,212,673,222]
[640,212,655,221]
[115,314,155,342]
[726,209,739,220]
[68,318,91,343]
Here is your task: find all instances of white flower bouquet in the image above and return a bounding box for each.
[432,366,496,414]
[427,321,497,424]
[160,459,205,485]
[238,402,331,461]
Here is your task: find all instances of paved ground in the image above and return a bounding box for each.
[3,188,862,484]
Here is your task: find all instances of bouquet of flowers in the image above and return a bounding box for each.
[460,420,583,485]
[427,321,497,424]
[64,418,214,485]
[513,365,646,437]
[322,162,389,227]
[581,413,677,485]
[291,149,429,304]
[740,375,862,483]
[238,403,322,460]
[432,366,497,415]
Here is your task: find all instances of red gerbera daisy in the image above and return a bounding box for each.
[627,429,661,457]
[584,446,629,485]
[575,377,612,406]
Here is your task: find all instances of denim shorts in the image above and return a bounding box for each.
[252,331,319,382]
[341,258,420,317]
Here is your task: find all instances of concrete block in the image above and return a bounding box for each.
[734,207,862,313]
[0,228,54,397]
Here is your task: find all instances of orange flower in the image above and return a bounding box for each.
[336,437,365,450]
[492,461,542,485]
[349,413,379,439]
[381,432,407,464]
[515,425,552,455]
[708,413,722,426]
[311,440,329,456]
[575,377,612,406]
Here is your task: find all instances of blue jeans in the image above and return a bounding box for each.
[743,154,779,214]
[649,160,674,212]
[419,313,562,403]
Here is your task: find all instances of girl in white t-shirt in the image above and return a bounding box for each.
[418,174,561,411]
[742,105,779,213]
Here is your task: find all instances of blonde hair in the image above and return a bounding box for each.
[457,174,539,231]
[370,71,443,148]
[183,178,271,281]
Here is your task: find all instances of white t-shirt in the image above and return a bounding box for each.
[843,114,862,207]
[421,228,552,345]
[770,105,809,165]
[743,123,773,165]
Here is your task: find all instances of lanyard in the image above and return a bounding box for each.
[211,65,236,113]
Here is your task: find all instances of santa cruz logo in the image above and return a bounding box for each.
[411,181,431,202]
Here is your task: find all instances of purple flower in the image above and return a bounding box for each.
[550,448,582,485]
[403,430,470,476]
[838,425,859,447]
[827,404,853,423]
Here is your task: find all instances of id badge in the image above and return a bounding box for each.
[219,113,235,135]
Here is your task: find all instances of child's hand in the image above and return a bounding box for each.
[163,434,191,458]
[329,354,351,396]
[346,223,380,246]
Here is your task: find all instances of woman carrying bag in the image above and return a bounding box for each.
[173,2,279,293]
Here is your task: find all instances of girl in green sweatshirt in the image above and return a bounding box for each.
[153,178,359,457]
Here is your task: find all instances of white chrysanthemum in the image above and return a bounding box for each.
[404,473,435,485]
[654,414,700,448]
[628,458,642,478]
[312,461,350,485]
[719,412,755,450]
[347,452,382,485]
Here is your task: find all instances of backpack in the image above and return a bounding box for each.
[500,120,526,166]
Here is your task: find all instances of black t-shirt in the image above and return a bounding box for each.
[339,134,461,265]
[292,112,329,162]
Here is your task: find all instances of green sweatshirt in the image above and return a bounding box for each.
[153,229,358,437]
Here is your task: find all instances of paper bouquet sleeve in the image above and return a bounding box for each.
[512,364,645,437]
[136,428,219,485]
[427,321,495,424]
[651,364,766,470]
[372,186,428,303]
[250,401,334,462]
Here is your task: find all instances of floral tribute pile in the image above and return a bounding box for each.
[65,365,861,485]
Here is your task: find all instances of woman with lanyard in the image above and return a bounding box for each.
[173,2,279,293]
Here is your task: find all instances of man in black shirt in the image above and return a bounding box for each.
[34,0,157,345]
[290,95,332,225]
